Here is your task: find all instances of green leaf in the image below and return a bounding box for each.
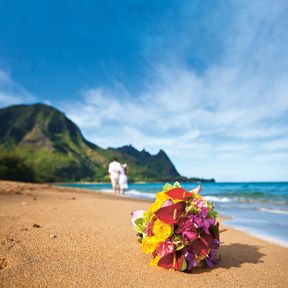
[207,201,215,210]
[162,183,173,192]
[134,217,145,233]
[132,226,144,233]
[209,224,219,237]
[175,244,185,251]
[173,181,181,188]
[186,203,198,214]
[143,211,152,225]
[208,210,218,219]
[171,234,183,246]
[180,257,187,271]
[135,218,144,226]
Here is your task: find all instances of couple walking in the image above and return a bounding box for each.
[108,158,128,194]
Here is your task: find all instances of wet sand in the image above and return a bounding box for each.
[0,180,287,287]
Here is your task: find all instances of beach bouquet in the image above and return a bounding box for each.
[130,182,220,272]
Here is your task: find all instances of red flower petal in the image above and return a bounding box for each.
[165,188,194,200]
[154,202,185,225]
[158,252,184,271]
[191,233,215,257]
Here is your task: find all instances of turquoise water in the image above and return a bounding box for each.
[59,182,288,247]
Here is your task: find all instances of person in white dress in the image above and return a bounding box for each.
[108,158,122,194]
[119,163,128,194]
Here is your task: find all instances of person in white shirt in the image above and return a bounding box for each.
[119,163,128,194]
[108,158,122,194]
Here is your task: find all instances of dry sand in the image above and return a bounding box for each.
[0,180,287,287]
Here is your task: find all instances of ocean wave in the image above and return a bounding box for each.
[203,196,232,203]
[97,188,288,208]
[125,189,156,199]
[258,208,288,215]
[236,198,288,206]
[98,188,114,193]
[204,191,288,201]
[126,191,236,202]
[204,195,288,206]
[97,188,156,199]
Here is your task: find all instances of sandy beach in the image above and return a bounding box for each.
[0,180,287,287]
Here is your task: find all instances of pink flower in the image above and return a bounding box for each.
[144,220,155,236]
[193,199,209,218]
[193,199,208,210]
[161,199,173,208]
[182,230,197,241]
[156,240,174,257]
[175,214,198,242]
[130,209,145,226]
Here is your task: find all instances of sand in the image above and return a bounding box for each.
[0,180,287,287]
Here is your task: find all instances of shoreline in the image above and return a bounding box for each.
[0,180,287,287]
[53,180,288,184]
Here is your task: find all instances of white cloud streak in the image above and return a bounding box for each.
[61,1,288,180]
[0,69,35,107]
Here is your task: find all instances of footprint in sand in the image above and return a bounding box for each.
[1,238,19,250]
[0,258,8,269]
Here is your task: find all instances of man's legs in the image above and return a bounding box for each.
[111,177,120,194]
[115,181,120,194]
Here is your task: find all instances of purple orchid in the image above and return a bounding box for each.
[182,248,197,271]
[198,207,208,218]
[205,249,219,268]
[193,217,216,234]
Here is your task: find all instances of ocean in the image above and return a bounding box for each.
[58,182,288,247]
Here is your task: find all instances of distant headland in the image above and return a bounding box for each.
[0,103,215,183]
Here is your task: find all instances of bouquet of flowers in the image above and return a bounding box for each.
[130,182,220,272]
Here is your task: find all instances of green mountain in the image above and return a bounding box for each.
[0,103,212,183]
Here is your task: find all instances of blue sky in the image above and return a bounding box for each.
[0,0,288,181]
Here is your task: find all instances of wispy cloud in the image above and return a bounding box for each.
[63,0,288,181]
[0,69,35,107]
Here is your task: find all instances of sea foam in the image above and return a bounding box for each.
[258,208,288,215]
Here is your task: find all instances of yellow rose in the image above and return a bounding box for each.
[155,191,170,204]
[148,192,170,213]
[153,219,173,242]
[150,256,160,267]
[141,236,157,254]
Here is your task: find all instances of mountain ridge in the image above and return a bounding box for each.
[0,103,215,183]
